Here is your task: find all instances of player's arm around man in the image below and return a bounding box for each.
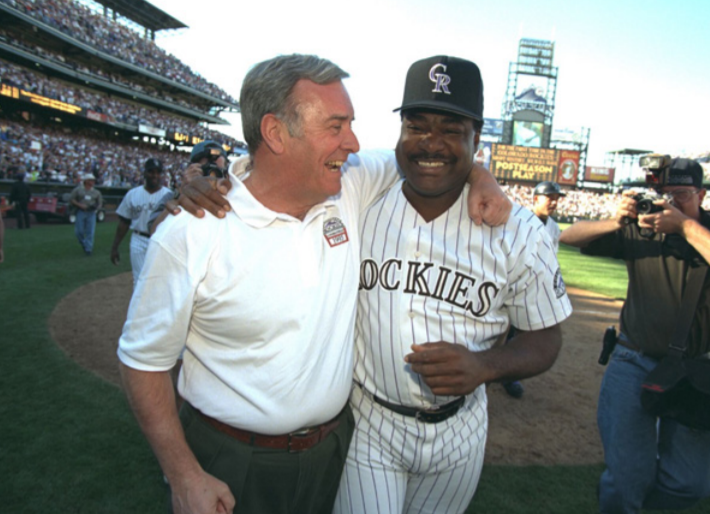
[169,158,512,228]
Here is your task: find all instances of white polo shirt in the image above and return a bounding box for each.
[117,152,398,434]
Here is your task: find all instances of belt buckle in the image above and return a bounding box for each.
[287,427,317,453]
[415,408,448,424]
[290,427,314,437]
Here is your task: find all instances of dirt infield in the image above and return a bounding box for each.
[50,273,622,466]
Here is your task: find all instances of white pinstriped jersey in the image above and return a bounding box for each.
[355,181,573,408]
[116,185,171,283]
[542,216,562,254]
[116,185,172,234]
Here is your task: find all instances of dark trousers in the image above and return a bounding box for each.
[172,402,355,514]
[16,204,30,229]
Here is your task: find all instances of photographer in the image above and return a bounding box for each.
[560,157,710,514]
[69,173,103,256]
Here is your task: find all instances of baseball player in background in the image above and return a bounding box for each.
[502,180,566,398]
[111,158,171,284]
[334,56,573,514]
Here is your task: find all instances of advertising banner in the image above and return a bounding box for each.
[490,144,557,182]
[139,124,166,138]
[482,118,504,138]
[474,141,493,170]
[557,150,580,185]
[585,166,615,183]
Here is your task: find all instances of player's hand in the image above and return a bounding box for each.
[0,249,4,264]
[171,470,235,514]
[613,190,638,227]
[177,173,232,219]
[637,199,687,235]
[404,342,485,396]
[467,163,511,226]
[110,248,120,265]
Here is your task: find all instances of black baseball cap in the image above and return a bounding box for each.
[144,158,163,172]
[190,140,228,163]
[534,181,566,197]
[394,56,484,121]
[666,158,703,189]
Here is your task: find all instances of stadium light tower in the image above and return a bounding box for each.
[501,38,558,149]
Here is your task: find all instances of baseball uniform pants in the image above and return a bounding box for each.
[334,385,487,514]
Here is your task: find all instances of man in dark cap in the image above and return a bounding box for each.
[561,158,710,514]
[334,56,571,514]
[111,158,170,284]
[502,180,566,398]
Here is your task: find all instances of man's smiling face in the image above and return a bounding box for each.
[395,109,477,208]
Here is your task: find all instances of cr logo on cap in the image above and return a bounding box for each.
[429,63,451,95]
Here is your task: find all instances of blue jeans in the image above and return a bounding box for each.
[74,210,97,253]
[598,344,710,514]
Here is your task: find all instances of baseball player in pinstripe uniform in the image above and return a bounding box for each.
[502,180,566,398]
[334,56,573,514]
[111,158,171,285]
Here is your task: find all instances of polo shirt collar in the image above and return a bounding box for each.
[226,157,338,228]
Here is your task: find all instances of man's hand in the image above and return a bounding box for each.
[404,342,486,396]
[110,247,120,265]
[171,470,236,514]
[613,190,639,227]
[170,165,232,219]
[637,199,687,235]
[467,163,511,226]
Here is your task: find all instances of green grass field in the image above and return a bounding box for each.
[1,221,707,514]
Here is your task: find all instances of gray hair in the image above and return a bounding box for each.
[240,54,349,154]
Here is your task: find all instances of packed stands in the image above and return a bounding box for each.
[1,0,237,104]
[0,0,246,196]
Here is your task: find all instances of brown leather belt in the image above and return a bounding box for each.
[196,407,341,453]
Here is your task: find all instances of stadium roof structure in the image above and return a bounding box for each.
[95,0,187,32]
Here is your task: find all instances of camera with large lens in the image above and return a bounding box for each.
[627,154,672,238]
[190,142,228,178]
[633,193,663,216]
[200,148,226,178]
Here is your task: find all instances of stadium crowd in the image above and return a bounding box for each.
[0,118,188,187]
[1,0,238,105]
[0,58,228,137]
[0,29,216,114]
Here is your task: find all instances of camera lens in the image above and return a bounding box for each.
[636,198,654,215]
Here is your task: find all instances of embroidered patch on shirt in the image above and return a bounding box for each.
[553,267,567,299]
[324,217,349,247]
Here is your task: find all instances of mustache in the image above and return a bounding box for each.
[409,153,451,162]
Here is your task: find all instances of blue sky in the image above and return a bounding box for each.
[147,0,709,166]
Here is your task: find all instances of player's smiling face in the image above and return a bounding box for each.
[284,79,360,204]
[396,110,477,217]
